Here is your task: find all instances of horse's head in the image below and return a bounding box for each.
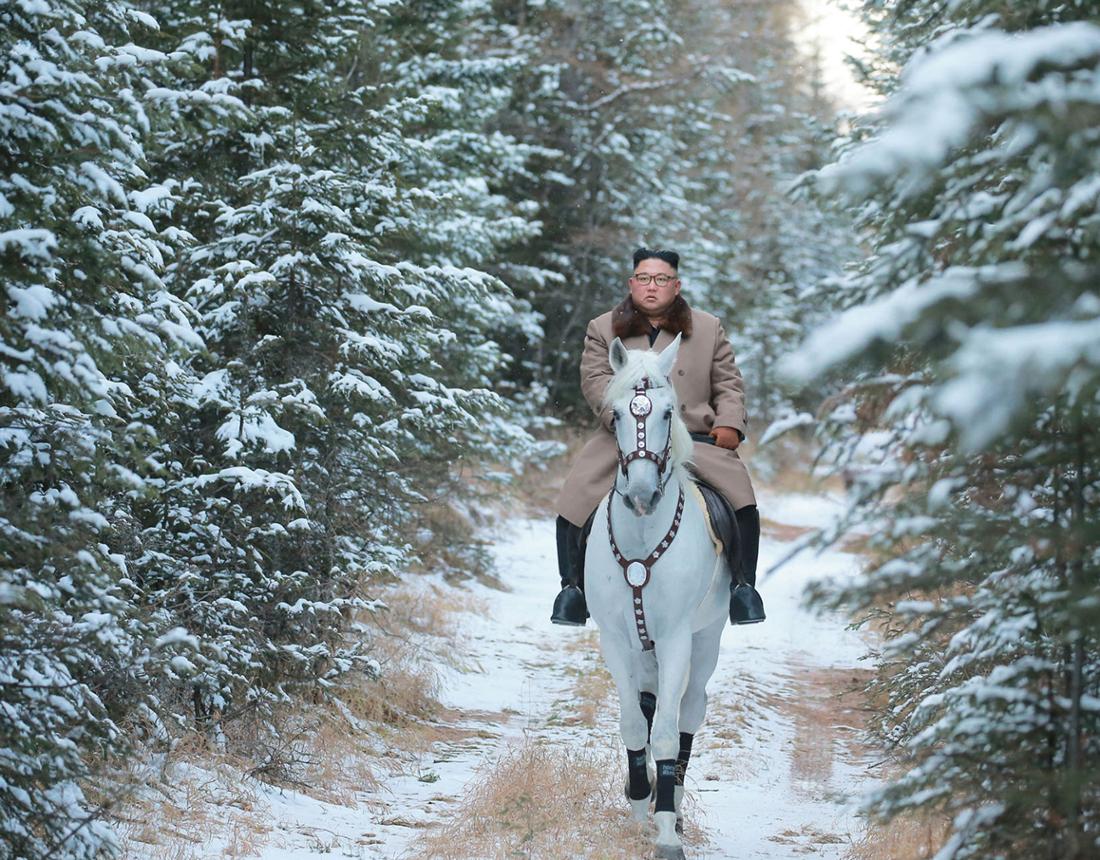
[604,334,692,516]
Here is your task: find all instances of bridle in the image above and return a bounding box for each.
[608,375,682,651]
[616,377,672,490]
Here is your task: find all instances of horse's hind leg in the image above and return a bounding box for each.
[598,631,650,821]
[640,689,656,742]
[679,617,724,732]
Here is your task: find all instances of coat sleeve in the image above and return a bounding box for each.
[580,318,615,431]
[711,319,748,439]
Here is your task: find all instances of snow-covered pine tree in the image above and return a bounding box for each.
[673,0,857,431]
[490,0,854,424]
[486,0,690,409]
[786,2,1100,855]
[136,0,545,728]
[0,1,202,855]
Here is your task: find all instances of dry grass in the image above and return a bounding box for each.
[846,810,951,860]
[412,737,660,860]
[114,737,273,859]
[760,517,817,542]
[560,630,613,727]
[783,663,875,791]
[344,583,485,736]
[116,579,482,858]
[114,696,388,859]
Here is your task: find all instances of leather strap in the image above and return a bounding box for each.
[607,486,685,651]
[617,379,671,477]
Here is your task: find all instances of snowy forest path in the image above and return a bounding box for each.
[127,488,881,859]
[360,487,880,859]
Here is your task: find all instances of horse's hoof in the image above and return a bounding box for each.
[655,846,686,860]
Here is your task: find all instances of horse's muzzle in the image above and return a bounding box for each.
[625,487,663,516]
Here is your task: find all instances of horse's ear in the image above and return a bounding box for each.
[656,333,681,379]
[609,337,629,372]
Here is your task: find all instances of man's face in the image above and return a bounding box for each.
[629,258,681,318]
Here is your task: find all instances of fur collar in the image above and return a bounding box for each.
[611,294,693,340]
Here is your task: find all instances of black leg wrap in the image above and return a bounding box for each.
[627,748,651,800]
[655,759,677,813]
[640,691,656,741]
[676,732,694,786]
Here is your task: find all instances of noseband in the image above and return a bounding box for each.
[617,377,672,481]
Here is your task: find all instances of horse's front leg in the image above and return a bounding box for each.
[673,616,725,833]
[598,630,651,821]
[652,632,693,859]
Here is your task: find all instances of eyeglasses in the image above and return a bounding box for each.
[630,273,677,287]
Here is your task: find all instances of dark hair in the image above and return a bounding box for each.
[633,247,679,270]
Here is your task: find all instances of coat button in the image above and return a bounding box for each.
[677,369,685,376]
[680,404,686,411]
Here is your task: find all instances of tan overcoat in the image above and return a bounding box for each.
[554,301,757,527]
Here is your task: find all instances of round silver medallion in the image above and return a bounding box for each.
[629,394,652,417]
[626,561,648,587]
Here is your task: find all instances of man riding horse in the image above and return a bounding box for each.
[551,247,762,627]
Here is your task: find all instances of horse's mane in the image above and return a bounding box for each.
[602,348,694,472]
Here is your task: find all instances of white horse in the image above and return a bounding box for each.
[584,334,731,860]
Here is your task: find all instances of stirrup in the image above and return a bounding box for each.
[730,582,765,625]
[551,584,588,626]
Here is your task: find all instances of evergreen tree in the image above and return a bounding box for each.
[490,0,853,423]
[2,0,548,850]
[0,1,200,855]
[787,3,1100,855]
[675,0,855,430]
[137,0,546,725]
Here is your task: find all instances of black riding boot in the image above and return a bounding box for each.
[730,505,765,624]
[551,515,588,626]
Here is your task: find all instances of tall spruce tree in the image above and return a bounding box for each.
[136,0,546,724]
[674,0,856,430]
[3,0,548,851]
[0,1,201,855]
[787,2,1100,856]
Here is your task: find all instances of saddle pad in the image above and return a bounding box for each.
[689,479,743,585]
[686,480,725,557]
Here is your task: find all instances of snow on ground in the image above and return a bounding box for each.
[125,490,879,859]
[754,486,847,532]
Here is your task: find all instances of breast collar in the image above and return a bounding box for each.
[606,485,686,651]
